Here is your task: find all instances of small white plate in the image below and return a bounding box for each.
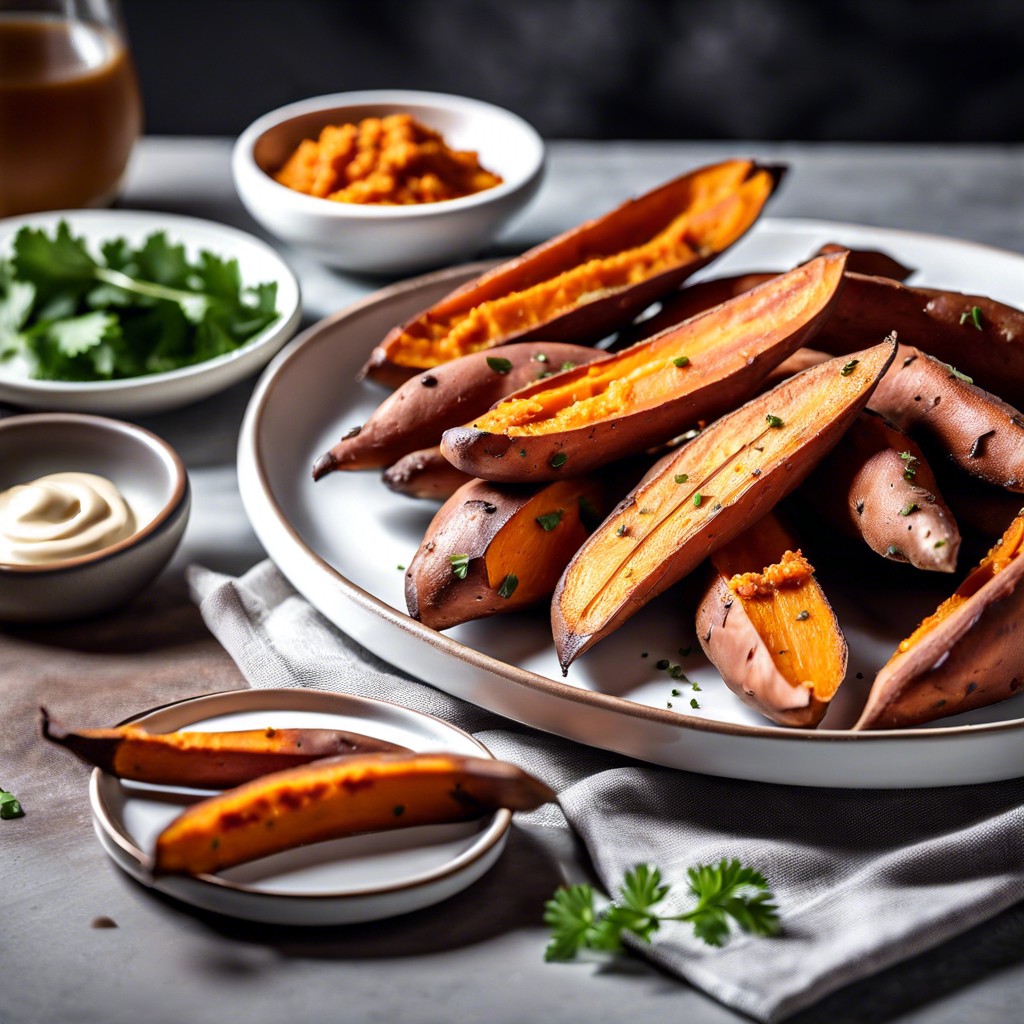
[89,688,511,925]
[0,209,302,415]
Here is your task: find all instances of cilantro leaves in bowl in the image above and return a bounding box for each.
[0,221,281,382]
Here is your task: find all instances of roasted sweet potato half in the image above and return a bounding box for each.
[41,708,408,788]
[803,411,960,572]
[812,243,914,281]
[854,509,1024,730]
[441,252,848,483]
[406,476,608,630]
[362,159,784,385]
[696,513,847,728]
[867,346,1024,492]
[313,342,605,480]
[154,752,555,876]
[382,446,473,501]
[551,338,897,670]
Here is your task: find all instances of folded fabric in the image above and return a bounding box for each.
[189,560,1024,1023]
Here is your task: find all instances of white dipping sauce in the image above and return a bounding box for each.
[0,472,135,565]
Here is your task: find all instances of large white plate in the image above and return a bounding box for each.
[0,209,302,415]
[238,218,1024,789]
[89,688,511,925]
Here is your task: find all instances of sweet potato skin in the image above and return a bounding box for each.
[382,446,473,501]
[406,475,606,630]
[854,511,1024,729]
[362,159,784,385]
[41,709,408,788]
[441,253,848,483]
[551,338,897,669]
[154,752,556,875]
[804,411,961,571]
[313,342,604,479]
[867,346,1024,493]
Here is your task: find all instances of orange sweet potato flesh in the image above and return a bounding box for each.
[696,513,847,727]
[406,475,607,630]
[868,345,1024,492]
[41,708,408,788]
[313,342,605,479]
[804,410,961,572]
[362,159,783,386]
[551,338,897,670]
[440,252,848,483]
[854,509,1024,729]
[382,446,474,501]
[154,752,555,875]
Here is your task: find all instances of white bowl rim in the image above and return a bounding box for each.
[0,412,189,575]
[233,88,546,220]
[0,208,302,395]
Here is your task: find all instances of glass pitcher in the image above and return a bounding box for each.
[0,0,142,217]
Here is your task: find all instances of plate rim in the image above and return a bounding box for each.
[0,207,302,398]
[88,686,513,903]
[239,226,1024,749]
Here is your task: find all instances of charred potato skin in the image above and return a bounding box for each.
[314,342,605,479]
[854,514,1024,730]
[362,160,785,385]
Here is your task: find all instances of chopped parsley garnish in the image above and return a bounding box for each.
[549,452,568,469]
[1,789,24,819]
[396,564,405,571]
[693,493,703,507]
[899,502,919,516]
[543,860,780,960]
[533,352,548,363]
[671,688,681,697]
[560,361,577,371]
[486,356,513,374]
[536,509,564,531]
[934,539,947,549]
[616,523,627,537]
[840,359,859,376]
[672,355,690,368]
[898,451,919,481]
[945,363,974,384]
[449,553,470,579]
[765,414,784,429]
[674,473,689,484]
[959,305,984,330]
[689,698,701,710]
[498,573,519,599]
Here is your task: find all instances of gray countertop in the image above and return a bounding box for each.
[4,139,1024,1024]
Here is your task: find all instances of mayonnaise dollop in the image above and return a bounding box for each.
[0,472,135,566]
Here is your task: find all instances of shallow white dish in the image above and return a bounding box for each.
[232,89,545,274]
[0,209,302,415]
[89,687,511,925]
[238,218,1024,789]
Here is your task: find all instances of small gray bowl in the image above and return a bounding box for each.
[0,413,190,623]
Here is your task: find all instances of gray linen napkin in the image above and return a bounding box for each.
[188,560,1024,1023]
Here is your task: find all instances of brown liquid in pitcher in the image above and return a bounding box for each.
[0,16,142,216]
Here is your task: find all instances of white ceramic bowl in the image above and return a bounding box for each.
[232,90,546,274]
[0,210,302,415]
[0,413,190,622]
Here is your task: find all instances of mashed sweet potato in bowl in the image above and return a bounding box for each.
[232,90,545,274]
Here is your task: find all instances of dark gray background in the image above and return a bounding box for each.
[123,0,1024,141]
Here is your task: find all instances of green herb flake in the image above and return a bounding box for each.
[536,509,564,532]
[690,698,701,710]
[498,573,519,599]
[549,452,568,469]
[946,363,974,384]
[959,305,984,331]
[560,361,577,372]
[616,523,627,537]
[934,539,947,549]
[486,356,513,374]
[795,610,810,621]
[671,688,681,697]
[899,502,919,517]
[672,355,690,368]
[533,352,548,363]
[668,664,686,680]
[765,414,784,429]
[840,359,860,377]
[449,553,470,579]
[898,451,919,481]
[396,564,405,571]
[691,681,702,692]
[674,473,689,484]
[693,493,703,508]
[0,789,24,820]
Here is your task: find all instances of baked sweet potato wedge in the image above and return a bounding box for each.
[867,346,1024,492]
[362,159,784,385]
[552,337,897,670]
[854,509,1024,730]
[313,342,605,479]
[441,252,848,483]
[406,475,608,630]
[382,446,473,501]
[154,752,555,875]
[41,708,408,789]
[696,513,847,727]
[804,411,960,571]
[812,243,914,281]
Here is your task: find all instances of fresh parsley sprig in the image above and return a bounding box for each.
[543,860,779,961]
